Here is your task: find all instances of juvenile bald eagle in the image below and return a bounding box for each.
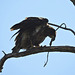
[10,17,48,53]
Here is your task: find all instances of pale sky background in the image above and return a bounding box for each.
[0,0,75,75]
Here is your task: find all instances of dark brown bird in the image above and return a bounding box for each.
[10,17,49,53]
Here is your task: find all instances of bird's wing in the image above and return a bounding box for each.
[10,17,48,31]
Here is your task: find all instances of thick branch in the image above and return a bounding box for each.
[0,46,75,72]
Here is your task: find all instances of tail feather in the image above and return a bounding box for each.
[12,46,20,53]
[10,30,20,40]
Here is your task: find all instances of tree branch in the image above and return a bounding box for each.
[70,0,75,6]
[0,46,75,72]
[48,23,75,35]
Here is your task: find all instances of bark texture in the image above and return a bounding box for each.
[0,46,75,72]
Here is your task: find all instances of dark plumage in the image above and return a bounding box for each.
[31,25,56,47]
[10,17,48,31]
[10,17,49,53]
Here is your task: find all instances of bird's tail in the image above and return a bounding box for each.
[12,46,20,53]
[10,30,20,40]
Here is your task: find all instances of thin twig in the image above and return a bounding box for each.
[56,23,66,31]
[48,23,75,35]
[44,52,49,67]
[2,51,6,55]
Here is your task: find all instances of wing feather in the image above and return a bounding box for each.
[10,17,48,31]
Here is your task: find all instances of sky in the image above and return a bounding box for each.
[0,0,75,75]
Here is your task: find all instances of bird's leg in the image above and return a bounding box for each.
[26,37,34,51]
[34,44,40,48]
[30,39,34,48]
